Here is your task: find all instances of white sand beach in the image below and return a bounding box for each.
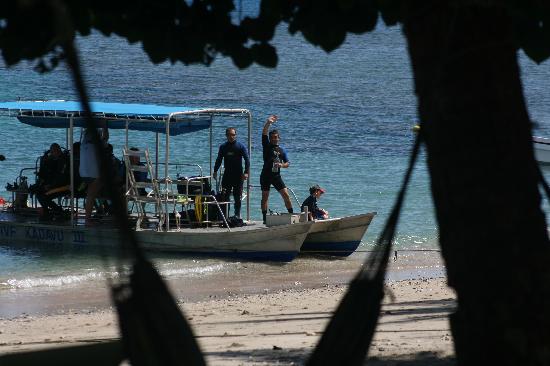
[0,276,456,365]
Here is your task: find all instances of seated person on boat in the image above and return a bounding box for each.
[301,184,329,220]
[35,143,70,219]
[96,144,125,215]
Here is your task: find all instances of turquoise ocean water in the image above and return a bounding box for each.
[0,12,549,313]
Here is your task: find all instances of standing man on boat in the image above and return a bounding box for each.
[213,127,250,219]
[80,124,109,224]
[260,115,294,224]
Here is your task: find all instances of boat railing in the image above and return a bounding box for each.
[151,162,204,179]
[172,175,210,196]
[286,186,301,207]
[248,184,302,208]
[166,176,232,231]
[199,194,231,231]
[142,173,230,231]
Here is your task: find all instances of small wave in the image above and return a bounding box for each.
[1,261,237,290]
[160,262,237,278]
[1,271,114,290]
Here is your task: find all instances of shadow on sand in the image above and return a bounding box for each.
[204,348,456,365]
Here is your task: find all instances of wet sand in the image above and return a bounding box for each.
[0,250,445,318]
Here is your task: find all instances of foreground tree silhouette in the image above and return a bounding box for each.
[2,1,550,365]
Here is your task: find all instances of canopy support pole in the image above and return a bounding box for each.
[247,111,251,222]
[125,120,129,200]
[165,115,171,232]
[155,133,159,180]
[69,116,74,226]
[209,116,213,178]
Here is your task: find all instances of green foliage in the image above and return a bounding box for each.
[509,0,550,63]
[286,0,378,52]
[1,0,550,71]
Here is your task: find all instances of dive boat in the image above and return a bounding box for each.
[0,212,311,261]
[0,100,312,262]
[264,190,376,257]
[301,212,376,257]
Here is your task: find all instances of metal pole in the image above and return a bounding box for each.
[69,116,74,226]
[247,111,251,222]
[125,120,129,149]
[209,116,213,177]
[165,115,171,231]
[125,120,129,198]
[155,132,159,180]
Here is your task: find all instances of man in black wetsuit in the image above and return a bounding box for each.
[36,143,70,219]
[260,115,294,223]
[213,127,250,219]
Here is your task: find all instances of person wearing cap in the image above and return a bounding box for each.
[301,184,329,221]
[213,127,250,219]
[260,115,293,223]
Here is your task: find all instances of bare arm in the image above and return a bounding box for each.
[262,115,277,135]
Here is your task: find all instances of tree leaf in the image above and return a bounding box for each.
[251,42,277,67]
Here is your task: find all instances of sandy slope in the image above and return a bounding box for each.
[0,277,456,365]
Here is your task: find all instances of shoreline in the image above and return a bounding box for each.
[0,250,445,319]
[0,276,456,365]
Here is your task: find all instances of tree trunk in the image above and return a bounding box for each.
[403,3,550,364]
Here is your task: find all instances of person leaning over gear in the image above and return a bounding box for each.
[260,115,293,224]
[301,184,329,221]
[213,127,250,219]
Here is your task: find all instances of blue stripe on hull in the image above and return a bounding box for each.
[300,240,361,257]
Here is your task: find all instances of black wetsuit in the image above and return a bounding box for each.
[36,152,70,217]
[301,195,324,219]
[213,140,250,217]
[260,135,289,191]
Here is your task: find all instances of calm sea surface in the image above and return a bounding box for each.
[1,13,550,310]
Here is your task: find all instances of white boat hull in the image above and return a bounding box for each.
[0,213,312,262]
[533,136,550,164]
[301,212,376,257]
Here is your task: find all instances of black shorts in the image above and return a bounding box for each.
[260,171,286,191]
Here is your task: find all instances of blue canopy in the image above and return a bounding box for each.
[0,101,213,135]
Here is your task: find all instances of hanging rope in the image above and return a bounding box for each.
[307,131,423,366]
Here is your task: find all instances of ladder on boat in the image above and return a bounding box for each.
[123,147,232,231]
[122,147,167,230]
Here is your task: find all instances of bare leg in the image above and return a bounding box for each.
[261,190,270,212]
[261,190,270,223]
[279,188,293,211]
[85,178,102,219]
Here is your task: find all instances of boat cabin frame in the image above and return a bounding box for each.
[0,101,253,229]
